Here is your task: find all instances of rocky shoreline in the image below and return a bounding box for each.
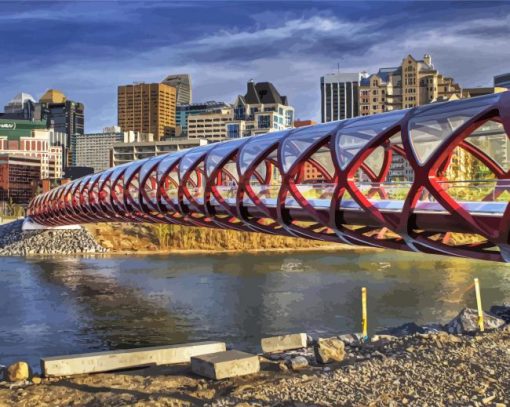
[0,220,107,256]
[1,305,510,406]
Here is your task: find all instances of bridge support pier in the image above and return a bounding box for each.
[22,217,82,231]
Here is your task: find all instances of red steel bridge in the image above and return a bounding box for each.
[28,92,510,262]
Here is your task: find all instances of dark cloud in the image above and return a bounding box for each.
[0,1,509,131]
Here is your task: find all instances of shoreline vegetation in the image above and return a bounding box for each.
[85,222,383,256]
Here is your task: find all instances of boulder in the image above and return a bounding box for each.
[490,303,510,323]
[289,356,309,370]
[445,308,505,334]
[337,333,363,346]
[378,322,425,337]
[6,361,30,382]
[314,338,345,364]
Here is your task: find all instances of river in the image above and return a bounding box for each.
[1,249,510,368]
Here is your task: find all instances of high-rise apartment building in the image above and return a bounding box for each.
[161,74,192,105]
[118,83,176,141]
[187,81,294,142]
[321,72,366,122]
[494,73,510,89]
[228,81,294,138]
[71,126,153,172]
[359,54,462,116]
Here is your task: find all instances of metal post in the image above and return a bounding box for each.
[362,287,368,339]
[474,278,484,332]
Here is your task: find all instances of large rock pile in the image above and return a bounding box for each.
[0,220,108,256]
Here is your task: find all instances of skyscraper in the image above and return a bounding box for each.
[321,72,365,123]
[117,82,177,141]
[37,89,85,166]
[2,93,36,120]
[161,74,192,105]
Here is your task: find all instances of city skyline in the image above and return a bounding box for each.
[1,1,509,132]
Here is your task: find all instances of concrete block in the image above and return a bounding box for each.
[261,333,307,353]
[41,341,226,377]
[191,350,260,380]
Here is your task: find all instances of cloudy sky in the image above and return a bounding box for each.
[1,1,509,131]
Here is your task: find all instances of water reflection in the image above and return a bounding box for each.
[0,250,509,368]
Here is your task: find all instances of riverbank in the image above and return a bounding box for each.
[0,219,382,257]
[0,220,107,256]
[1,307,509,406]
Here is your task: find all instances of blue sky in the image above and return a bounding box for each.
[1,1,510,132]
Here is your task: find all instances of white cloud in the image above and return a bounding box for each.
[1,11,509,132]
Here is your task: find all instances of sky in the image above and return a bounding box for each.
[1,0,510,132]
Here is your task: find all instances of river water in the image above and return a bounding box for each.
[1,249,510,368]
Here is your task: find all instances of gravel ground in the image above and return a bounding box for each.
[1,327,509,406]
[0,220,107,256]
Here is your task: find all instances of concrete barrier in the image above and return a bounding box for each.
[41,341,226,377]
[261,333,307,353]
[191,350,260,380]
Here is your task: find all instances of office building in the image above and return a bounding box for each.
[0,154,41,204]
[118,83,176,140]
[1,93,36,120]
[0,119,63,180]
[38,89,85,138]
[162,74,192,105]
[112,138,207,166]
[321,72,366,122]
[187,108,234,141]
[359,54,462,116]
[494,73,510,89]
[176,101,229,136]
[72,127,153,172]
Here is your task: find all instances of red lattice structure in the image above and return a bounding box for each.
[28,92,510,262]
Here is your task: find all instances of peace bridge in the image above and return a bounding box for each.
[27,91,510,262]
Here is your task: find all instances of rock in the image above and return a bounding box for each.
[278,361,289,372]
[31,376,42,384]
[378,322,425,337]
[337,333,363,346]
[289,356,309,370]
[490,304,510,323]
[6,361,30,382]
[100,239,114,249]
[314,338,345,364]
[445,308,505,334]
[371,334,397,343]
[306,334,315,346]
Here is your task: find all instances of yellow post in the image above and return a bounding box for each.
[362,287,368,339]
[474,278,484,332]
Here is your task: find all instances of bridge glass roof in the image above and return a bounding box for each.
[408,93,500,165]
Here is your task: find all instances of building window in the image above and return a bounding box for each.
[257,115,270,129]
[227,124,240,138]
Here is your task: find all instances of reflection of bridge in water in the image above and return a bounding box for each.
[29,92,510,262]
